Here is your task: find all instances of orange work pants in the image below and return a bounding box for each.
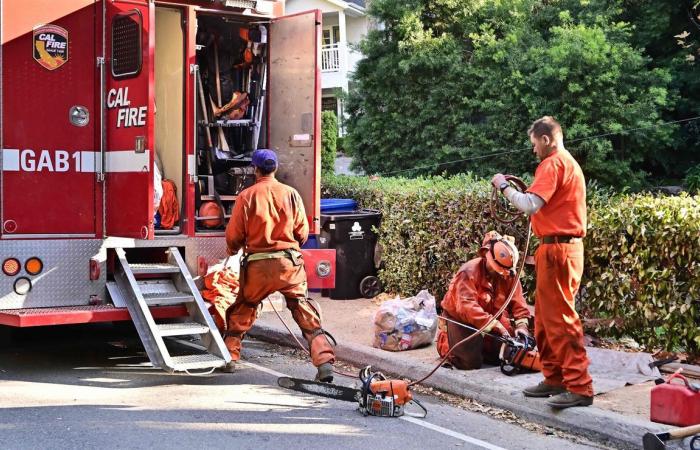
[436,314,500,370]
[224,256,335,367]
[534,242,593,397]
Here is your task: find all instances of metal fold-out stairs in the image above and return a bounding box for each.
[112,247,230,373]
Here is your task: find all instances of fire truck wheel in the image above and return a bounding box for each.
[359,276,382,299]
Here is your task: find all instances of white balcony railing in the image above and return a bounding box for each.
[321,43,341,72]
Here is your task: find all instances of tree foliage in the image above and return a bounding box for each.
[346,0,700,188]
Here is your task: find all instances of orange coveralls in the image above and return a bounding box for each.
[527,148,593,397]
[437,258,531,369]
[223,175,335,367]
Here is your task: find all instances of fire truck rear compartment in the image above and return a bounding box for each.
[192,13,268,233]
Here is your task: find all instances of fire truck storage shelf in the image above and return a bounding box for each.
[187,13,266,233]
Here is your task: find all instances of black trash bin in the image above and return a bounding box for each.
[319,209,382,299]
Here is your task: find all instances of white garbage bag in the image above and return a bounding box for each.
[153,163,163,211]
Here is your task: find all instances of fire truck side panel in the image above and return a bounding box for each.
[269,10,322,235]
[104,1,155,240]
[1,1,98,237]
[0,236,228,310]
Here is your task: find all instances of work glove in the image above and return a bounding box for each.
[515,324,530,339]
[491,173,507,190]
[494,323,511,338]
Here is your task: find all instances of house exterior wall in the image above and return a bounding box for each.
[345,15,367,74]
[286,0,342,14]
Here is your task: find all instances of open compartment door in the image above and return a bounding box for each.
[269,10,321,234]
[104,1,155,239]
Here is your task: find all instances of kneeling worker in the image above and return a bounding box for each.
[222,149,336,381]
[436,231,532,369]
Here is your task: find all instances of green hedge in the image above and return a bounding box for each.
[321,111,338,175]
[323,174,700,354]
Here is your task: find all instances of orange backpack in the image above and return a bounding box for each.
[158,179,180,229]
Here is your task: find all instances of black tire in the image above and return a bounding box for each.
[359,276,382,299]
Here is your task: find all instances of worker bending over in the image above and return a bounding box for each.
[223,149,336,381]
[437,231,532,370]
[492,116,593,409]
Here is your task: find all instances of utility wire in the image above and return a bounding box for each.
[369,115,700,178]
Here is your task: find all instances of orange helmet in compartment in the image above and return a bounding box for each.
[199,202,223,228]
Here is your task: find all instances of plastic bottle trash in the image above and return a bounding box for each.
[372,290,437,352]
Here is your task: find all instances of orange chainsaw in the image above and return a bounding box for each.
[278,366,427,418]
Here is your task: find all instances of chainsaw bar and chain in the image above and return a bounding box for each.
[277,376,361,403]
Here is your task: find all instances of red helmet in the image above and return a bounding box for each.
[480,231,519,277]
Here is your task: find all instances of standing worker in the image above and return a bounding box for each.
[491,116,593,409]
[437,231,533,370]
[223,149,336,381]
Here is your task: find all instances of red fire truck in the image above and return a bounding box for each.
[0,0,335,372]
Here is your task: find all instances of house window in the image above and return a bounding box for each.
[322,26,340,47]
[322,97,338,113]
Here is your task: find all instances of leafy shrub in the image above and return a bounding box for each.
[336,135,346,154]
[323,174,700,354]
[685,164,700,193]
[321,111,338,175]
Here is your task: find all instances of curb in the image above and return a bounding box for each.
[248,321,676,450]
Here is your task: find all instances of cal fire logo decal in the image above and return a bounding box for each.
[33,24,68,70]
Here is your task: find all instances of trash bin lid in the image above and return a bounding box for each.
[320,198,357,213]
[320,208,382,222]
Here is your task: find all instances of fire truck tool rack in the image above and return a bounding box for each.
[191,13,268,233]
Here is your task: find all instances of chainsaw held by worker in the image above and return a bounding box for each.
[278,366,427,418]
[439,315,542,376]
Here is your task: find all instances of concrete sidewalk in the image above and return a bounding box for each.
[247,294,687,450]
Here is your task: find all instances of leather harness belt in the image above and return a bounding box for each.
[541,236,582,244]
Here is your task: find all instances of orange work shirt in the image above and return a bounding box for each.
[527,148,587,238]
[440,258,530,334]
[225,175,309,255]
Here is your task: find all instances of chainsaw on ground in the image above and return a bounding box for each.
[278,366,427,418]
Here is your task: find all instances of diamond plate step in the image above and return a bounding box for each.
[143,292,194,306]
[157,321,210,337]
[170,354,227,371]
[129,263,180,275]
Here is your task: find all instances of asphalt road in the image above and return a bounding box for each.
[0,324,611,450]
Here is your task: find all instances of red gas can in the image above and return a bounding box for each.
[650,372,700,426]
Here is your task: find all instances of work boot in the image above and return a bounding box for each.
[546,391,593,409]
[220,361,238,373]
[315,362,334,383]
[523,381,566,398]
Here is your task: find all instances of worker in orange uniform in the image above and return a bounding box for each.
[437,231,532,370]
[223,149,336,381]
[492,116,593,409]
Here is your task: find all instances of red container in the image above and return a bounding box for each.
[650,372,700,426]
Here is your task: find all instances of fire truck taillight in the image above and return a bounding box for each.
[24,257,43,276]
[2,258,21,276]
